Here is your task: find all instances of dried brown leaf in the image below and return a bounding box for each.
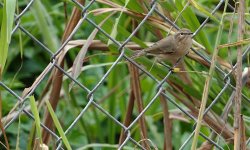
[69,13,115,90]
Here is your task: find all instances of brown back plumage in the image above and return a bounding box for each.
[131,28,192,61]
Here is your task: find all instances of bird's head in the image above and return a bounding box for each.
[174,28,193,44]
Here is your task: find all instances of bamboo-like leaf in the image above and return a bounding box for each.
[0,0,16,72]
[29,96,42,144]
[69,13,114,90]
[107,0,130,46]
[45,100,72,150]
[31,0,59,52]
[188,0,219,23]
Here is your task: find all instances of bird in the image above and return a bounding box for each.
[132,28,193,84]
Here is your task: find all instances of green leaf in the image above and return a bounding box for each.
[188,0,219,23]
[31,0,59,52]
[45,100,72,150]
[29,95,42,144]
[107,0,130,46]
[0,0,16,72]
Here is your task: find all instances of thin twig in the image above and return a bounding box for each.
[160,93,172,150]
[234,0,245,149]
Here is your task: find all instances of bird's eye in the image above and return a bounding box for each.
[180,33,184,35]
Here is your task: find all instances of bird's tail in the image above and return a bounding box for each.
[131,50,146,59]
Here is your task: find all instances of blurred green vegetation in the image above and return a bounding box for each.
[0,0,250,149]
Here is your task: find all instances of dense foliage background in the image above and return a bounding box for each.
[0,0,250,149]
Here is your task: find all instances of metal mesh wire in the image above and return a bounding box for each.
[0,0,250,149]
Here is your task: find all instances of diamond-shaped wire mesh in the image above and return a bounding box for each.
[0,0,250,149]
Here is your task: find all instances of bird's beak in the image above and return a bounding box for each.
[183,32,193,35]
[183,33,193,38]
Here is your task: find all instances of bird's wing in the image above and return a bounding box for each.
[144,36,175,54]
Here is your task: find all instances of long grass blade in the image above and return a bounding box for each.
[29,95,42,144]
[45,100,72,150]
[0,0,16,72]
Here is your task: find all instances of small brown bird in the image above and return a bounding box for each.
[132,28,193,62]
[132,28,193,84]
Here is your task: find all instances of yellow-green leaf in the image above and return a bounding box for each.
[45,100,72,150]
[0,0,16,72]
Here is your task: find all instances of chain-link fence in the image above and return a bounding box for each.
[0,0,250,149]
